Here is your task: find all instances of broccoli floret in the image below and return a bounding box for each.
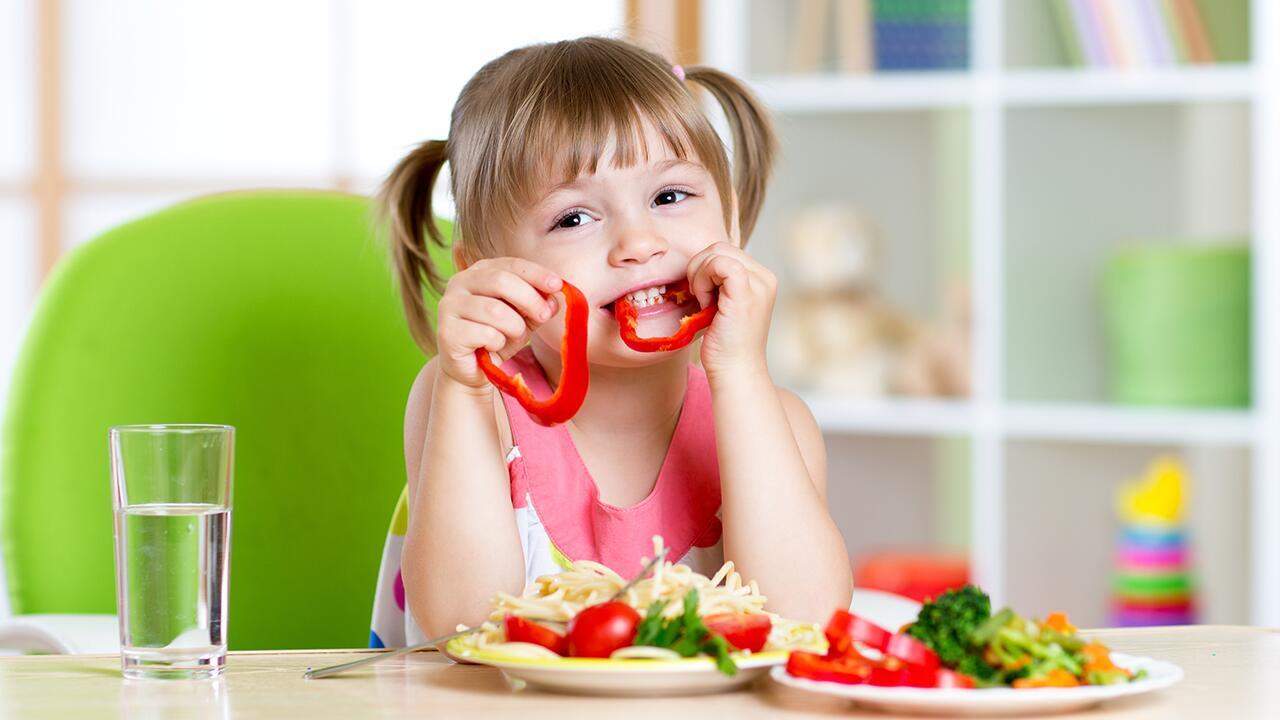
[955,654,1003,684]
[906,585,1000,682]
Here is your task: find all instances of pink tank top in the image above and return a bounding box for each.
[498,347,724,575]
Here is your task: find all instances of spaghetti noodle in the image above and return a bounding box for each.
[454,537,822,658]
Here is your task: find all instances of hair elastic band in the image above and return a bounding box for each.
[672,64,685,81]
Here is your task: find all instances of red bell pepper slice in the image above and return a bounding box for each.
[868,657,940,687]
[793,610,975,690]
[825,610,892,655]
[786,650,875,685]
[884,632,940,671]
[614,280,716,352]
[475,281,589,426]
[934,668,976,689]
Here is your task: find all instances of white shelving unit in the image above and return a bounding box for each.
[703,0,1278,626]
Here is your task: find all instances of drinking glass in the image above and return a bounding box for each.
[110,425,234,679]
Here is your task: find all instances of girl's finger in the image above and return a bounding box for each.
[688,246,735,308]
[490,257,564,294]
[454,319,508,355]
[454,295,530,342]
[703,255,750,302]
[686,251,719,309]
[481,268,559,322]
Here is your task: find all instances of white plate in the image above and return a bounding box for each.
[769,653,1184,717]
[448,639,790,696]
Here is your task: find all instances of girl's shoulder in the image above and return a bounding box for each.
[403,358,515,482]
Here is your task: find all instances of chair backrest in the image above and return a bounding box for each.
[1,191,449,650]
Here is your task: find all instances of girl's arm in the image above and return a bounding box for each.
[401,258,565,637]
[691,242,853,623]
[401,359,525,638]
[710,371,852,623]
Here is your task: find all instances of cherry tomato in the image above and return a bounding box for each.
[503,615,565,655]
[884,632,940,671]
[565,602,641,658]
[786,650,874,685]
[824,610,891,655]
[704,613,772,653]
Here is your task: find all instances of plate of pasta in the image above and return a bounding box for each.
[446,541,823,696]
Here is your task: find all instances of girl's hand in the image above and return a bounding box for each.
[435,258,563,389]
[687,242,777,380]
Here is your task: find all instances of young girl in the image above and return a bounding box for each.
[382,36,850,639]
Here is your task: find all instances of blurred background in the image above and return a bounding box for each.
[1,0,1273,630]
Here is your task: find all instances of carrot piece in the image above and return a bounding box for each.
[1080,641,1134,680]
[1043,612,1076,634]
[1013,668,1080,688]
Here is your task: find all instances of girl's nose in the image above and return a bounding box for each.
[608,228,668,266]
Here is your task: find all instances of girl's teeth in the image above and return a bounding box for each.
[624,286,669,308]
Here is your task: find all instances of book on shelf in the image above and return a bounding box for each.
[1050,0,1249,68]
[837,0,874,74]
[872,0,969,71]
[784,0,969,74]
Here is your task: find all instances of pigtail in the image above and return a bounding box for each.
[379,139,450,356]
[683,66,779,243]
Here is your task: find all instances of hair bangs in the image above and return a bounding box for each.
[474,46,732,247]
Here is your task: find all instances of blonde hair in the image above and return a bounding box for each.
[380,35,777,355]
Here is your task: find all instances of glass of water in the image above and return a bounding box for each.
[110,425,234,680]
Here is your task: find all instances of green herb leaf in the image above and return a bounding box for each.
[628,588,739,676]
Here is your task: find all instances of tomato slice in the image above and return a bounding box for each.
[503,615,566,656]
[704,613,772,653]
[884,632,940,671]
[824,610,892,655]
[565,602,641,658]
[786,651,874,685]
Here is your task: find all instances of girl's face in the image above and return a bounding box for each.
[506,121,736,365]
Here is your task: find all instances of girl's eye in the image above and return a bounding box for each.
[654,189,689,207]
[552,210,595,230]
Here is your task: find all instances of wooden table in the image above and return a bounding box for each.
[0,626,1275,719]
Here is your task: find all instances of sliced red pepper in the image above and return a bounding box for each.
[884,632,940,671]
[934,668,977,689]
[868,657,939,687]
[614,279,716,352]
[786,650,874,685]
[794,610,977,689]
[503,615,566,655]
[475,281,590,426]
[825,610,892,656]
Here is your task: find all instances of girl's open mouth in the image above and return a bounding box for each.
[605,280,717,352]
[602,281,699,320]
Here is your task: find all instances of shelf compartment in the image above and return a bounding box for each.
[828,435,970,578]
[1003,440,1250,629]
[1003,102,1251,405]
[761,109,970,400]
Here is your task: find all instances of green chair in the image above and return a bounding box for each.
[0,191,448,651]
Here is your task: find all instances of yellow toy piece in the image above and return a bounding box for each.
[1117,457,1186,527]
